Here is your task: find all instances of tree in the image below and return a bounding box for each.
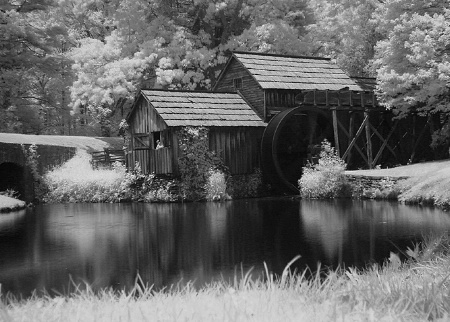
[372,0,450,117]
[0,0,76,134]
[306,0,382,76]
[66,0,313,136]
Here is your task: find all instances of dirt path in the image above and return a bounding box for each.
[0,133,123,152]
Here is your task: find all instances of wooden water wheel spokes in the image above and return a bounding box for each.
[261,106,333,193]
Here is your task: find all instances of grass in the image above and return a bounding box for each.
[398,166,450,209]
[2,236,450,321]
[0,195,26,212]
[346,160,450,208]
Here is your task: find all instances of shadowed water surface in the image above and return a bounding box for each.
[1,198,450,298]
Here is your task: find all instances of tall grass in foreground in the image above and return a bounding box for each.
[3,236,450,322]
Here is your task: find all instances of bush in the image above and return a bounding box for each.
[177,127,227,201]
[359,178,402,200]
[43,149,182,203]
[43,151,130,203]
[298,140,351,198]
[226,168,265,199]
[205,169,230,201]
[142,175,179,202]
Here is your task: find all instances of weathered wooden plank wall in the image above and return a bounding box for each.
[214,59,265,119]
[130,98,168,134]
[209,127,264,175]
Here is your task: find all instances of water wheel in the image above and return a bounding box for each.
[261,106,333,193]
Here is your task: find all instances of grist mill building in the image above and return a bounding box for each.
[127,52,439,192]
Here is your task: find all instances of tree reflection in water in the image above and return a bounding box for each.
[300,200,450,269]
[1,199,450,298]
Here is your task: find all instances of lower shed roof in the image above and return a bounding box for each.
[138,90,266,127]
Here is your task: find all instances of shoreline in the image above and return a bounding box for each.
[3,160,450,320]
[0,195,26,213]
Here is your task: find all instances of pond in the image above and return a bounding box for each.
[1,198,450,298]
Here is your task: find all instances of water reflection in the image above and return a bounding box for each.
[0,199,450,298]
[300,200,450,268]
[0,210,26,234]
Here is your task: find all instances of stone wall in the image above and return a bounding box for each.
[0,143,76,202]
[346,174,408,199]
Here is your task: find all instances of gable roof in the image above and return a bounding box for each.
[350,76,377,91]
[220,52,363,91]
[139,90,266,127]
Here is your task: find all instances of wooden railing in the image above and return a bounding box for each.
[90,149,126,168]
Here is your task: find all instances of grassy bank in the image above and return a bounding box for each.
[399,165,450,209]
[0,195,26,213]
[346,160,450,209]
[2,235,450,321]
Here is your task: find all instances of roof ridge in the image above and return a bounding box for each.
[140,89,239,95]
[232,51,331,61]
[350,76,376,80]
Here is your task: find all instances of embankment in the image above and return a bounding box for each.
[0,195,26,213]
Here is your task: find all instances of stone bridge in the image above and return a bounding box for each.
[0,133,123,202]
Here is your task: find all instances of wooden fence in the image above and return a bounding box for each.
[90,149,126,168]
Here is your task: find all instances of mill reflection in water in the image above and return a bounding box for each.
[1,199,450,298]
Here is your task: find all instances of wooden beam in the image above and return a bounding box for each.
[371,120,399,166]
[410,116,431,162]
[369,123,397,158]
[347,112,354,163]
[342,114,369,164]
[336,114,368,162]
[332,108,340,156]
[365,111,373,168]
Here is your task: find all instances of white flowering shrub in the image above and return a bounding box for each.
[205,169,229,201]
[298,140,351,199]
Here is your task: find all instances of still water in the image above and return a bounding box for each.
[1,198,450,298]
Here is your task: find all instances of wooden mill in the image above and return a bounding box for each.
[127,51,441,193]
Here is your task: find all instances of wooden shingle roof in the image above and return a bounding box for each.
[350,77,377,91]
[231,52,363,91]
[140,90,266,127]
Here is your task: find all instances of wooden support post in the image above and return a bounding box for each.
[365,110,373,168]
[332,108,340,156]
[347,112,354,163]
[263,91,267,121]
[410,115,431,162]
[410,115,417,163]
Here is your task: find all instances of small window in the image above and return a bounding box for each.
[153,131,161,149]
[233,78,243,90]
[153,131,169,149]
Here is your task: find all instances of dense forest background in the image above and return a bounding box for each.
[1,0,450,137]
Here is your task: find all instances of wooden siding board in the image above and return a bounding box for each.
[213,59,265,118]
